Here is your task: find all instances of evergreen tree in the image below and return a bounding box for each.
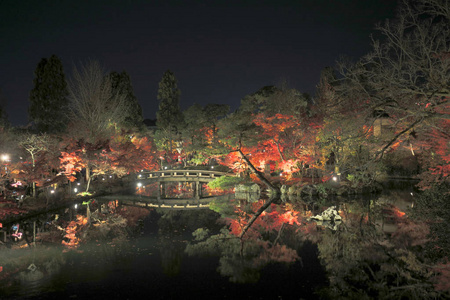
[107,71,143,130]
[0,89,9,127]
[28,55,68,133]
[156,70,183,153]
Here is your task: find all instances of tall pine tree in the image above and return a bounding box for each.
[156,70,183,154]
[107,71,143,130]
[0,89,9,127]
[29,55,68,133]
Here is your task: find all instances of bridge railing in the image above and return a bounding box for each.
[136,170,231,180]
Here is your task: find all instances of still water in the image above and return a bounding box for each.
[0,189,415,299]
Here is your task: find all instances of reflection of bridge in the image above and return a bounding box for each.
[97,194,234,210]
[136,170,231,200]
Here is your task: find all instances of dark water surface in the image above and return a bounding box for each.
[1,188,416,299]
[1,209,326,300]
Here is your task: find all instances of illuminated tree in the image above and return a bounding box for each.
[19,133,51,197]
[67,60,129,142]
[61,133,158,191]
[28,55,68,133]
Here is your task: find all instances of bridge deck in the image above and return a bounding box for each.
[136,170,231,182]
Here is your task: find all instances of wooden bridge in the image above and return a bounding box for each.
[136,169,231,200]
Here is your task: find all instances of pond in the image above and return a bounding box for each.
[0,187,426,299]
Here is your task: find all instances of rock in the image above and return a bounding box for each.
[235,183,260,202]
[235,183,260,194]
[311,206,341,223]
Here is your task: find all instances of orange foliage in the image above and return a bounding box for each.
[60,151,85,182]
[62,215,88,251]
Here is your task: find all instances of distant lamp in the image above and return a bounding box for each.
[1,154,9,161]
[211,166,214,169]
[74,188,78,193]
[164,166,168,170]
[137,182,142,188]
[74,204,78,209]
[50,190,55,194]
[332,176,338,182]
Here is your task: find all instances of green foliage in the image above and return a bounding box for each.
[347,174,355,182]
[29,55,69,133]
[209,197,237,218]
[208,176,243,190]
[192,228,210,241]
[315,183,329,197]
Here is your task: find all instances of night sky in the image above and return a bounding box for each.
[0,0,398,127]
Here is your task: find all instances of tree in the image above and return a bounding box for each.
[28,55,68,133]
[67,60,130,187]
[0,89,9,127]
[67,60,130,142]
[19,133,50,197]
[156,70,183,154]
[334,0,449,160]
[107,71,143,130]
[181,103,229,166]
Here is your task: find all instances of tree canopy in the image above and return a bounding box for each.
[28,54,69,133]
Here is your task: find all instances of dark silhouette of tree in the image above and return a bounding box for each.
[28,55,68,133]
[155,70,183,154]
[181,103,229,165]
[107,71,143,130]
[0,89,9,127]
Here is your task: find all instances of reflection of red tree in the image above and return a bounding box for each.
[62,215,88,251]
[227,202,303,238]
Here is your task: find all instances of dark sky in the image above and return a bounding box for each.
[0,0,398,127]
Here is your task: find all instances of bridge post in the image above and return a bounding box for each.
[160,182,166,199]
[157,182,160,200]
[194,181,200,199]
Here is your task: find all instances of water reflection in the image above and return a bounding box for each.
[1,188,446,299]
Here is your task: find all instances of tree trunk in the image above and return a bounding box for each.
[32,154,36,198]
[85,165,91,192]
[274,140,285,161]
[239,195,278,239]
[237,149,278,192]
